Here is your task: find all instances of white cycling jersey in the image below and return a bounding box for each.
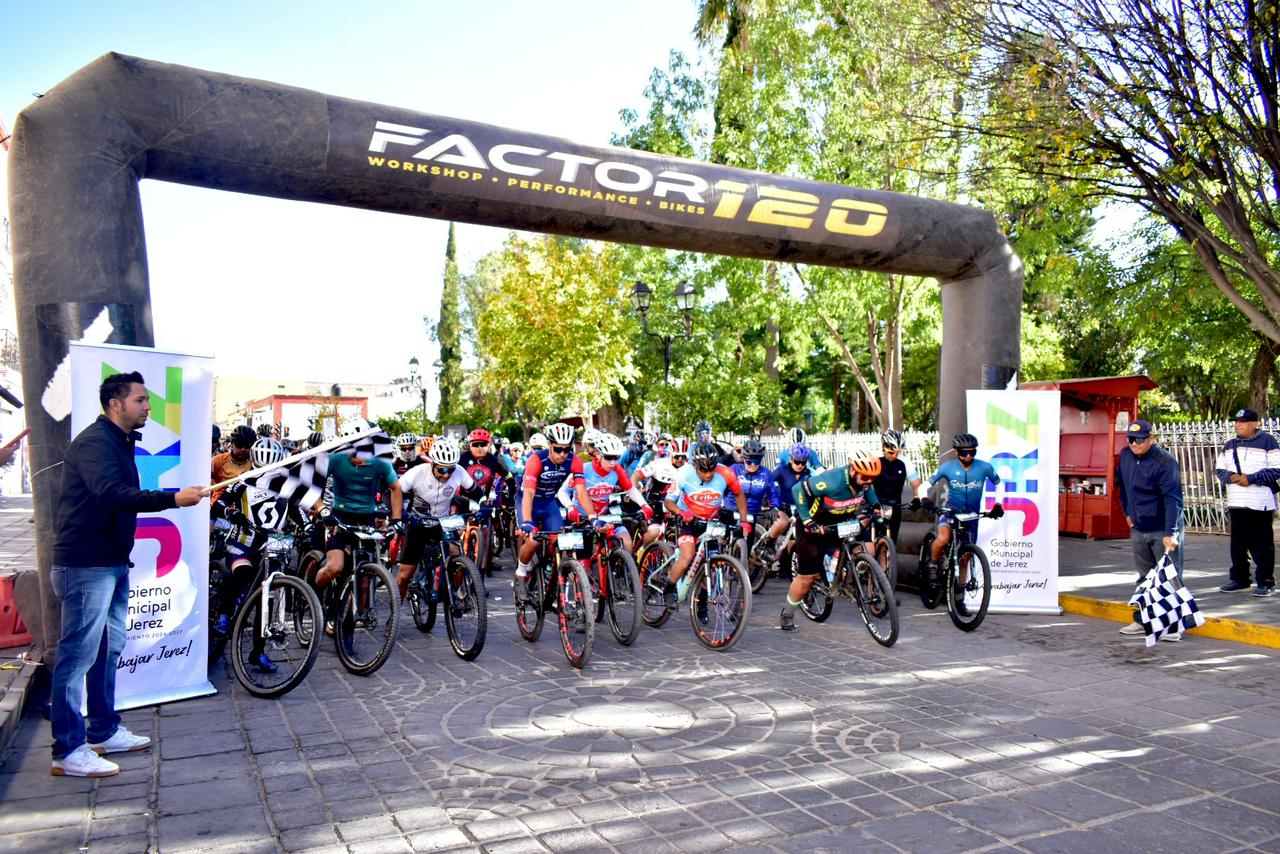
[400,464,475,518]
[639,457,682,485]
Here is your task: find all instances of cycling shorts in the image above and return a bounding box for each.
[794,523,840,576]
[518,497,564,534]
[399,519,447,567]
[325,511,375,552]
[223,540,260,568]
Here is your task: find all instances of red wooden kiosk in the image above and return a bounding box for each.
[1020,375,1157,539]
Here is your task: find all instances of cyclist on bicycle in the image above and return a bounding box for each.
[513,422,597,604]
[634,432,671,473]
[393,433,418,476]
[559,432,652,551]
[873,430,925,544]
[620,429,651,476]
[210,425,257,505]
[731,438,778,545]
[662,440,750,604]
[459,428,506,572]
[635,437,689,548]
[310,442,403,602]
[777,427,823,470]
[781,449,882,633]
[923,433,1003,588]
[757,442,814,560]
[394,439,484,600]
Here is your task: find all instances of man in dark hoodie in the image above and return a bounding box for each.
[1114,419,1184,638]
[49,372,204,778]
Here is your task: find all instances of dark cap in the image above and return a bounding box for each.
[1234,408,1260,422]
[1127,419,1153,439]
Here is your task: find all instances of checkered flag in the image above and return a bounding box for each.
[1128,553,1206,646]
[213,428,394,510]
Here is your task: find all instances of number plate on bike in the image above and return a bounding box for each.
[265,535,293,556]
[954,512,980,522]
[882,505,895,519]
[599,514,622,525]
[558,531,584,550]
[705,521,727,538]
[440,515,464,531]
[837,520,861,539]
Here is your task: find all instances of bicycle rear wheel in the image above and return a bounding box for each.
[516,559,546,642]
[689,555,751,651]
[948,545,992,632]
[638,541,675,628]
[334,562,399,675]
[795,563,834,622]
[231,575,323,699]
[606,547,642,645]
[407,563,434,633]
[557,559,595,669]
[874,536,899,592]
[207,559,231,665]
[852,555,898,647]
[444,555,487,660]
[918,533,943,609]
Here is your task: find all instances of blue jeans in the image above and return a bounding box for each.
[49,564,129,759]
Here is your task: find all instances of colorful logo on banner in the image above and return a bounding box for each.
[985,401,1040,536]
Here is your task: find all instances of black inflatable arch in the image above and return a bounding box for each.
[8,53,1021,654]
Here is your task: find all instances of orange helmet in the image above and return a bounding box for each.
[847,448,882,477]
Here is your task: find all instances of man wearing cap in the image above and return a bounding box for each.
[1115,419,1186,638]
[1214,408,1279,597]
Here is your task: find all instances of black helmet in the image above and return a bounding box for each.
[742,438,766,460]
[692,440,720,471]
[211,424,222,441]
[231,425,256,449]
[256,424,273,438]
[694,419,712,437]
[308,431,325,448]
[951,432,979,450]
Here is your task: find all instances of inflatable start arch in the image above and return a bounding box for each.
[8,54,1022,653]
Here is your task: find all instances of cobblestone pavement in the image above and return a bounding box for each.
[1,557,1279,853]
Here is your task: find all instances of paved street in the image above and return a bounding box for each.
[2,557,1279,853]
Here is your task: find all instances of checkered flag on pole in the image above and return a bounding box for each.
[1128,553,1206,646]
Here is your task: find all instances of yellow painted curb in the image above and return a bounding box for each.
[1059,593,1280,650]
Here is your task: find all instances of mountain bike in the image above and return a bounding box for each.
[577,507,643,646]
[916,503,994,631]
[869,504,899,592]
[747,512,797,594]
[461,500,496,578]
[404,512,487,660]
[794,514,898,647]
[514,529,595,669]
[640,515,752,651]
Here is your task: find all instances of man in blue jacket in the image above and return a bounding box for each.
[49,371,205,777]
[1114,419,1185,637]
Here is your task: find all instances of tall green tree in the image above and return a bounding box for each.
[432,223,464,418]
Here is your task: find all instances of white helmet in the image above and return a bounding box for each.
[787,427,806,446]
[545,422,574,446]
[396,432,417,447]
[509,442,525,457]
[529,432,549,450]
[251,437,286,469]
[429,440,460,466]
[583,427,603,448]
[595,432,625,457]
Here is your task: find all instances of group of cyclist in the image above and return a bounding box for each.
[207,416,1006,673]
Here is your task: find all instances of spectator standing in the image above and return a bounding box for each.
[1214,408,1279,597]
[49,372,204,777]
[1115,419,1185,638]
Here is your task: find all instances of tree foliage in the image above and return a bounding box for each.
[433,223,465,420]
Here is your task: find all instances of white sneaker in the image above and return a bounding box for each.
[88,725,151,755]
[51,744,119,777]
[1118,622,1145,636]
[1160,631,1182,643]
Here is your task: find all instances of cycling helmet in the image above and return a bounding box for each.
[307,430,325,448]
[881,429,905,451]
[417,435,435,455]
[396,432,417,448]
[670,437,690,457]
[529,432,549,450]
[429,439,460,466]
[251,437,286,469]
[509,442,525,457]
[659,432,674,443]
[468,428,492,444]
[790,443,811,463]
[494,436,509,449]
[694,419,712,439]
[582,428,602,448]
[211,424,222,442]
[545,422,574,446]
[786,427,806,446]
[952,432,979,450]
[742,438,766,460]
[595,432,625,458]
[256,424,273,438]
[847,448,882,477]
[231,425,256,449]
[692,440,720,471]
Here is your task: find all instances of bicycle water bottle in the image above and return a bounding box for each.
[824,553,837,583]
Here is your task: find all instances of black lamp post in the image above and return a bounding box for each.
[629,279,695,383]
[408,356,427,429]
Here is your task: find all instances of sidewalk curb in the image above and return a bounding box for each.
[1059,593,1280,650]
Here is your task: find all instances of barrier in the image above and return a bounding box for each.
[0,574,32,649]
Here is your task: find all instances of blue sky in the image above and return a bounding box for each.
[2,1,702,382]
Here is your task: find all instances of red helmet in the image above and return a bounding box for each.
[468,428,492,444]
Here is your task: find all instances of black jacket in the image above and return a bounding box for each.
[54,415,178,567]
[1115,444,1183,536]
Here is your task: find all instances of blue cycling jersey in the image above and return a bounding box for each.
[930,459,1000,513]
[771,462,810,511]
[731,463,779,514]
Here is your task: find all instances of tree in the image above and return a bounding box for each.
[432,223,465,418]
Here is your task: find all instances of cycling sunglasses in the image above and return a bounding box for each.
[432,465,456,476]
[744,456,764,465]
[790,459,808,467]
[602,454,620,462]
[470,441,490,447]
[956,448,977,457]
[672,454,689,461]
[550,445,571,454]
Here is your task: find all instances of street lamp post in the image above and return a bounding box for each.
[408,356,427,430]
[629,280,696,384]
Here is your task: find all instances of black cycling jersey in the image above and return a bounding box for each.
[873,457,910,505]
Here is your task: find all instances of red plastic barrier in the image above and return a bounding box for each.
[0,574,32,649]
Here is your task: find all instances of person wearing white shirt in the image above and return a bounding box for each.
[1214,408,1280,597]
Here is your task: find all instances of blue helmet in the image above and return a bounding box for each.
[790,443,811,463]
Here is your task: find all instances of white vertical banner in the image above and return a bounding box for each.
[966,389,1061,614]
[70,342,215,708]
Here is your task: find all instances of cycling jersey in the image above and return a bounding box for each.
[459,451,506,501]
[619,444,647,476]
[731,463,779,514]
[399,463,476,518]
[873,456,919,505]
[638,457,685,504]
[210,451,253,505]
[771,461,811,512]
[668,464,742,520]
[563,458,644,514]
[522,449,585,500]
[328,454,398,515]
[930,459,1000,513]
[221,483,298,554]
[793,467,879,525]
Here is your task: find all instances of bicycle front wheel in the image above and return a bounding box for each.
[444,555,487,660]
[796,564,834,622]
[516,559,547,642]
[638,541,675,628]
[231,575,323,699]
[334,562,399,675]
[557,559,595,669]
[918,534,943,609]
[852,555,898,647]
[606,547,642,646]
[948,545,992,632]
[689,555,751,651]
